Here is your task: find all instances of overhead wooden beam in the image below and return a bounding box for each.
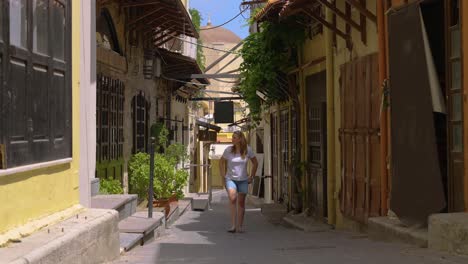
[214,55,241,74]
[240,0,267,5]
[153,30,177,45]
[190,97,244,101]
[128,7,163,25]
[155,35,176,47]
[204,41,243,72]
[180,74,241,79]
[131,14,169,31]
[303,8,350,42]
[121,1,159,8]
[316,0,361,31]
[344,0,377,23]
[346,2,352,49]
[359,0,367,44]
[288,56,326,74]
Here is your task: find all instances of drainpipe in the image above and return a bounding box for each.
[377,0,389,216]
[325,7,336,225]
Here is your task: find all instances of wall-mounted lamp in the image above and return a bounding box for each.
[143,50,154,79]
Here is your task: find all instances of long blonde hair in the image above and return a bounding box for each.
[231,131,248,159]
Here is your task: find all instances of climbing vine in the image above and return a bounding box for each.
[189,8,206,70]
[239,16,306,121]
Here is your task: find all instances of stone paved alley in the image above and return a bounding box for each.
[113,191,468,264]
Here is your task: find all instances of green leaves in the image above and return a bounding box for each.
[239,16,306,121]
[128,147,190,200]
[166,143,189,165]
[189,8,206,70]
[99,178,124,195]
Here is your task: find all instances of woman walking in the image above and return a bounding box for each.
[220,131,258,233]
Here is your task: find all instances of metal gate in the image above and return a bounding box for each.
[339,54,381,223]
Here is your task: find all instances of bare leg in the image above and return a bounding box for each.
[237,193,246,232]
[227,188,237,231]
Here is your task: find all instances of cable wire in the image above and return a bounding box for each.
[200,8,249,31]
[171,35,241,54]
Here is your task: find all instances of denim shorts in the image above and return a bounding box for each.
[225,178,249,194]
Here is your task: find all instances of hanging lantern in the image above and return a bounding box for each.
[143,50,154,79]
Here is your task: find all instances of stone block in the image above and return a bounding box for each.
[368,217,428,248]
[0,209,120,264]
[429,213,468,255]
[191,193,209,211]
[90,178,100,197]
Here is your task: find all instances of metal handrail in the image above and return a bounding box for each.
[184,163,213,209]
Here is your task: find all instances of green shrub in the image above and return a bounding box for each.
[100,178,123,194]
[128,152,151,199]
[173,169,189,199]
[128,152,178,200]
[166,143,189,165]
[153,153,175,199]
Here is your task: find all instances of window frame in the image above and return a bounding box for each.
[0,0,72,170]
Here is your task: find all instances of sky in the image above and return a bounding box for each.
[190,0,251,39]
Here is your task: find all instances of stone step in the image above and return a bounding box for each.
[119,233,143,253]
[165,203,180,227]
[429,213,468,255]
[118,211,165,246]
[283,213,332,232]
[187,193,209,211]
[178,199,192,216]
[368,217,428,248]
[91,194,137,221]
[0,209,120,264]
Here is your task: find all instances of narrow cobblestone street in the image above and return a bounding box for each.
[114,191,468,264]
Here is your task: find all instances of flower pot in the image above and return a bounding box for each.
[169,193,178,204]
[152,198,170,217]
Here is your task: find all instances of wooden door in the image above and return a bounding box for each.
[339,54,381,223]
[307,102,327,218]
[306,71,327,219]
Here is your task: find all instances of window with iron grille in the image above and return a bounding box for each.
[0,0,72,169]
[96,74,124,162]
[132,91,149,154]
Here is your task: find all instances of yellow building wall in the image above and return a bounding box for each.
[210,160,225,188]
[0,0,81,234]
[302,34,326,77]
[332,0,378,230]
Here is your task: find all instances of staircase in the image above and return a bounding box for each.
[90,179,192,254]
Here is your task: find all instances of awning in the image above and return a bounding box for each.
[122,0,198,44]
[196,120,221,133]
[254,0,286,22]
[157,48,209,85]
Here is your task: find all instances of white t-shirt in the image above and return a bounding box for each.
[222,146,255,181]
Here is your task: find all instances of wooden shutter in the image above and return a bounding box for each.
[1,0,71,168]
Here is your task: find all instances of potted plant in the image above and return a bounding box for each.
[128,125,190,217]
[165,143,190,203]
